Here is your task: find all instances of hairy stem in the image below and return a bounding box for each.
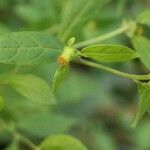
[79,59,150,80]
[75,23,132,48]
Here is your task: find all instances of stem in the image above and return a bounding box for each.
[75,23,132,48]
[79,59,150,81]
[0,119,40,150]
[17,133,40,150]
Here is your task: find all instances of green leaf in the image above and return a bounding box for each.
[131,36,150,70]
[132,81,150,127]
[0,31,63,65]
[17,112,76,137]
[7,74,56,104]
[0,96,5,111]
[40,134,87,150]
[52,65,69,92]
[138,10,150,26]
[81,44,138,63]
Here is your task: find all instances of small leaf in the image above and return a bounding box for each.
[52,65,69,92]
[131,36,150,70]
[0,31,63,65]
[40,134,87,150]
[138,10,150,26]
[7,74,56,104]
[68,37,75,46]
[0,96,5,111]
[80,44,138,63]
[132,81,150,127]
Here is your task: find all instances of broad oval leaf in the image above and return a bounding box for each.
[0,32,63,65]
[132,36,150,70]
[52,65,69,93]
[138,10,150,26]
[81,44,138,63]
[7,74,56,104]
[132,81,150,127]
[40,134,87,150]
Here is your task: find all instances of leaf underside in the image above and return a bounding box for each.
[7,74,56,104]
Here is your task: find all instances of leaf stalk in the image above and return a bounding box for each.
[79,59,150,81]
[75,22,134,48]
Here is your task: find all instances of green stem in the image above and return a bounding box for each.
[75,23,132,48]
[79,59,150,80]
[0,119,40,150]
[17,133,40,150]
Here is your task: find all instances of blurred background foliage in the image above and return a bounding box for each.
[0,0,150,150]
